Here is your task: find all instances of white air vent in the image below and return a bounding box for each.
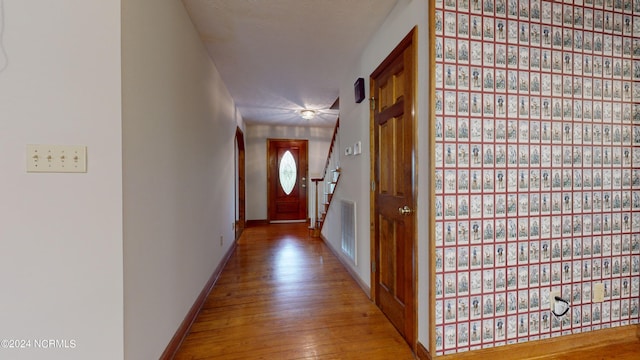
[341,200,356,265]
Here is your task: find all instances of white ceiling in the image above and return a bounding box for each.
[182,0,399,127]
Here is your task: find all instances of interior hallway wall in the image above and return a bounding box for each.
[122,0,241,358]
[322,0,432,350]
[0,1,124,359]
[432,0,640,355]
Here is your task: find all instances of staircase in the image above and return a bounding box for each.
[311,119,340,237]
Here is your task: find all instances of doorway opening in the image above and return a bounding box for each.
[235,128,246,240]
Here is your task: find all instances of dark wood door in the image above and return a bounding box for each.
[268,139,308,222]
[371,29,416,349]
[235,128,246,240]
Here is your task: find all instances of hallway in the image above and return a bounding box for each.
[174,223,415,359]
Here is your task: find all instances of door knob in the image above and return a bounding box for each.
[398,205,413,215]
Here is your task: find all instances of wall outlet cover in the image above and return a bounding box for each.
[593,283,604,302]
[549,290,561,311]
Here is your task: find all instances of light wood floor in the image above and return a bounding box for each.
[174,223,415,360]
[173,223,640,359]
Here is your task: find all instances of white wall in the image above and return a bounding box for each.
[122,0,240,359]
[245,124,334,221]
[0,1,123,359]
[322,0,431,349]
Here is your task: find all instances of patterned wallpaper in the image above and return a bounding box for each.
[433,0,640,355]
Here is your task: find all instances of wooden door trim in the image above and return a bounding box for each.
[369,27,418,350]
[235,127,246,241]
[428,1,437,353]
[267,139,309,222]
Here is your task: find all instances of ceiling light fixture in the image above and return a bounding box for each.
[300,109,316,120]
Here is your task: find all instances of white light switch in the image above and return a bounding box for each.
[353,141,362,155]
[27,144,87,173]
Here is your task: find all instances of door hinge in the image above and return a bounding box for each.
[371,180,376,192]
[372,260,376,273]
[370,97,376,111]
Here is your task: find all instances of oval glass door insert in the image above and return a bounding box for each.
[279,150,297,195]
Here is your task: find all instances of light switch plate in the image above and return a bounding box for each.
[354,141,362,155]
[27,144,87,173]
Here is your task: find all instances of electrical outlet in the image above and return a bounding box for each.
[550,290,571,317]
[27,144,87,173]
[549,290,561,311]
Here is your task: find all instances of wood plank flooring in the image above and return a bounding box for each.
[172,223,640,359]
[174,223,415,360]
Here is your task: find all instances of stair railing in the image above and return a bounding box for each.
[310,119,340,236]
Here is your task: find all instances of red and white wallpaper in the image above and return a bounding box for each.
[433,0,640,355]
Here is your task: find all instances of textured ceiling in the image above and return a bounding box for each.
[182,0,399,127]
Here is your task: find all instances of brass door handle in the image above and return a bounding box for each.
[398,205,413,215]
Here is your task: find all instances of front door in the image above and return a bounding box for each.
[370,28,417,349]
[268,139,308,222]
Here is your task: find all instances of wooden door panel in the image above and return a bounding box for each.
[378,105,406,195]
[379,216,395,292]
[377,213,410,337]
[378,215,408,298]
[276,202,299,214]
[371,29,416,349]
[379,72,405,110]
[378,118,394,195]
[379,288,404,334]
[377,57,405,110]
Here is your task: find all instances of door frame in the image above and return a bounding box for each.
[369,27,418,350]
[267,138,309,222]
[235,127,246,240]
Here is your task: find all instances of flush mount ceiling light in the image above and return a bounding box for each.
[300,109,316,120]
